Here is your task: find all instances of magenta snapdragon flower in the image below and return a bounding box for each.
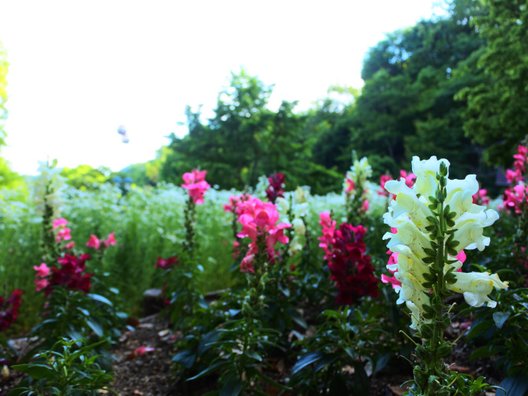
[182,169,210,204]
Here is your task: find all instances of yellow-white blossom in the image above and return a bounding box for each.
[383,156,508,328]
[344,156,372,193]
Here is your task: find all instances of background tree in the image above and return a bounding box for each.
[0,40,24,189]
[456,0,528,165]
[349,7,486,179]
[60,165,111,190]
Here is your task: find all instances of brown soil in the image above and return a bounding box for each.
[111,314,178,396]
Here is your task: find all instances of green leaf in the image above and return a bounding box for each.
[172,350,196,368]
[496,376,528,396]
[245,351,263,362]
[11,363,55,380]
[292,352,323,375]
[187,360,226,381]
[291,310,307,329]
[86,319,104,337]
[466,319,493,340]
[87,293,113,306]
[220,376,243,396]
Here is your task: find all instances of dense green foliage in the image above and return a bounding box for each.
[457,0,528,165]
[143,0,524,194]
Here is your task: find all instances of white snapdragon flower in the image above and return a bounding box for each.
[344,156,372,193]
[276,194,307,257]
[288,218,306,256]
[447,272,508,308]
[294,186,309,204]
[383,156,508,328]
[254,175,270,199]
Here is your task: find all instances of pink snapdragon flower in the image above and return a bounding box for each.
[513,145,528,173]
[224,194,252,214]
[65,241,76,250]
[34,278,50,292]
[104,232,117,247]
[345,178,355,194]
[506,168,523,184]
[503,184,527,214]
[319,212,337,261]
[236,197,290,273]
[400,170,416,188]
[53,218,72,243]
[378,171,416,198]
[155,256,179,270]
[33,263,51,277]
[381,249,401,289]
[34,263,51,292]
[52,218,68,229]
[86,234,101,249]
[378,174,393,196]
[473,188,490,206]
[501,145,528,214]
[55,227,72,243]
[361,199,370,212]
[182,169,210,205]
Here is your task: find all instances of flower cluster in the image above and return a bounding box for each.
[34,254,93,295]
[236,197,290,273]
[382,156,508,329]
[86,232,117,250]
[0,289,23,332]
[502,145,528,214]
[265,172,286,203]
[182,169,210,205]
[319,212,379,305]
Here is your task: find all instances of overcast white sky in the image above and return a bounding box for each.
[0,0,446,175]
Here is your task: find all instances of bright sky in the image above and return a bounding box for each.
[0,0,445,175]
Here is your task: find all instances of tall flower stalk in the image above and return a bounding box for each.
[382,156,507,395]
[344,155,371,224]
[163,169,210,323]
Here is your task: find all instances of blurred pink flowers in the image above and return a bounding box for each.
[0,289,23,332]
[155,256,179,270]
[182,169,210,205]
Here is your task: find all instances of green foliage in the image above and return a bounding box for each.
[32,288,126,348]
[351,10,486,179]
[456,0,528,165]
[61,165,111,190]
[10,338,112,395]
[290,302,405,395]
[466,289,528,377]
[160,71,350,194]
